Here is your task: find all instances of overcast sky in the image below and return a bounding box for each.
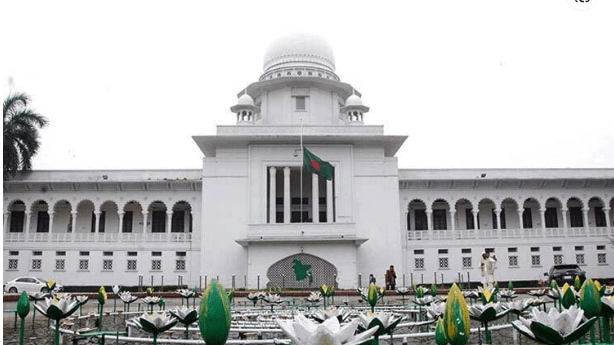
[2,0,613,171]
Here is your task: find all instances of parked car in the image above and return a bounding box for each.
[3,277,63,294]
[545,264,586,286]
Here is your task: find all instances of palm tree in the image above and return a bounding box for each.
[3,92,48,178]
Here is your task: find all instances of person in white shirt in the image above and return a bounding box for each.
[480,252,497,289]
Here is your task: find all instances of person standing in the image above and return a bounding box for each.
[385,265,397,290]
[480,252,497,289]
[369,273,376,285]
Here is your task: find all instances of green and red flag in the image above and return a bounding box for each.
[303,146,334,180]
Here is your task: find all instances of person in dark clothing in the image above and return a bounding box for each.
[369,273,376,284]
[385,265,397,290]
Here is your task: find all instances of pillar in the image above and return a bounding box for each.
[472,210,479,230]
[449,210,456,233]
[269,167,277,223]
[312,174,319,223]
[25,211,32,234]
[426,208,433,239]
[283,167,291,224]
[582,207,590,232]
[604,208,611,238]
[517,209,524,237]
[142,211,148,234]
[539,208,546,231]
[71,212,77,233]
[166,211,173,233]
[94,211,101,234]
[48,212,55,241]
[4,212,10,233]
[561,208,569,236]
[409,208,415,230]
[118,212,124,233]
[326,179,333,223]
[494,208,501,238]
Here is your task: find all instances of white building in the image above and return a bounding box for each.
[4,34,613,289]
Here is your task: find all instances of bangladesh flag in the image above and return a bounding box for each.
[303,146,334,180]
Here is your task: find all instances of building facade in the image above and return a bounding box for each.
[4,34,614,289]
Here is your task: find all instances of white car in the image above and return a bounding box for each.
[3,276,63,294]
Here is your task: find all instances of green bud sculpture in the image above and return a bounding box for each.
[435,318,448,345]
[367,283,379,313]
[579,278,601,344]
[199,279,231,345]
[97,286,107,331]
[17,292,30,345]
[443,284,470,345]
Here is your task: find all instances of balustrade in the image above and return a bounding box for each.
[3,232,192,243]
[407,226,613,241]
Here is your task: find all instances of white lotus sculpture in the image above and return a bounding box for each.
[277,314,378,345]
[511,305,596,345]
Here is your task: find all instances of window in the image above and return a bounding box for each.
[122,211,133,233]
[597,253,607,265]
[291,197,309,205]
[597,245,605,250]
[176,252,186,257]
[103,251,113,256]
[414,210,427,230]
[509,256,518,267]
[438,249,448,254]
[575,246,584,251]
[91,211,96,233]
[522,208,533,228]
[531,247,540,252]
[462,257,472,268]
[152,211,166,233]
[31,259,42,270]
[36,211,50,233]
[152,252,162,257]
[171,211,185,232]
[32,251,42,256]
[508,247,517,253]
[438,257,449,269]
[569,207,583,227]
[554,255,563,265]
[553,246,562,252]
[9,251,19,256]
[414,258,425,269]
[79,259,89,270]
[545,207,558,228]
[127,251,138,257]
[576,254,585,265]
[531,255,541,266]
[80,251,89,256]
[102,259,113,271]
[433,209,447,230]
[500,209,506,229]
[294,96,307,111]
[462,248,472,254]
[414,249,424,255]
[291,211,309,223]
[55,259,65,270]
[127,260,137,271]
[8,259,18,270]
[176,259,186,271]
[151,260,162,271]
[10,211,25,232]
[595,207,606,227]
[99,211,106,233]
[56,251,66,256]
[485,248,495,253]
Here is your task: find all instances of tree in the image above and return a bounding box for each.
[3,93,48,178]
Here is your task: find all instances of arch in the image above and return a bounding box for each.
[51,200,72,234]
[5,199,26,213]
[171,200,193,233]
[147,200,168,233]
[588,196,605,208]
[52,199,72,213]
[454,198,474,209]
[5,200,26,233]
[545,197,563,208]
[266,253,338,289]
[566,197,584,209]
[407,199,427,231]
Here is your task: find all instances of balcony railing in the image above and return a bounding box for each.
[407,227,613,241]
[4,232,192,243]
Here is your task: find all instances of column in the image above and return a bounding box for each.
[94,211,101,233]
[312,174,319,223]
[71,212,77,233]
[166,211,173,233]
[472,210,479,230]
[142,211,148,234]
[604,208,611,238]
[409,208,415,230]
[517,209,524,238]
[449,210,456,230]
[48,212,55,242]
[561,208,569,236]
[25,211,32,234]
[426,208,433,239]
[582,207,590,232]
[269,167,277,223]
[539,208,546,231]
[118,212,124,234]
[4,212,10,233]
[326,179,333,223]
[283,167,291,224]
[494,208,501,238]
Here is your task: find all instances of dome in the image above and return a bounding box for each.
[263,33,335,73]
[345,94,363,106]
[237,94,254,106]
